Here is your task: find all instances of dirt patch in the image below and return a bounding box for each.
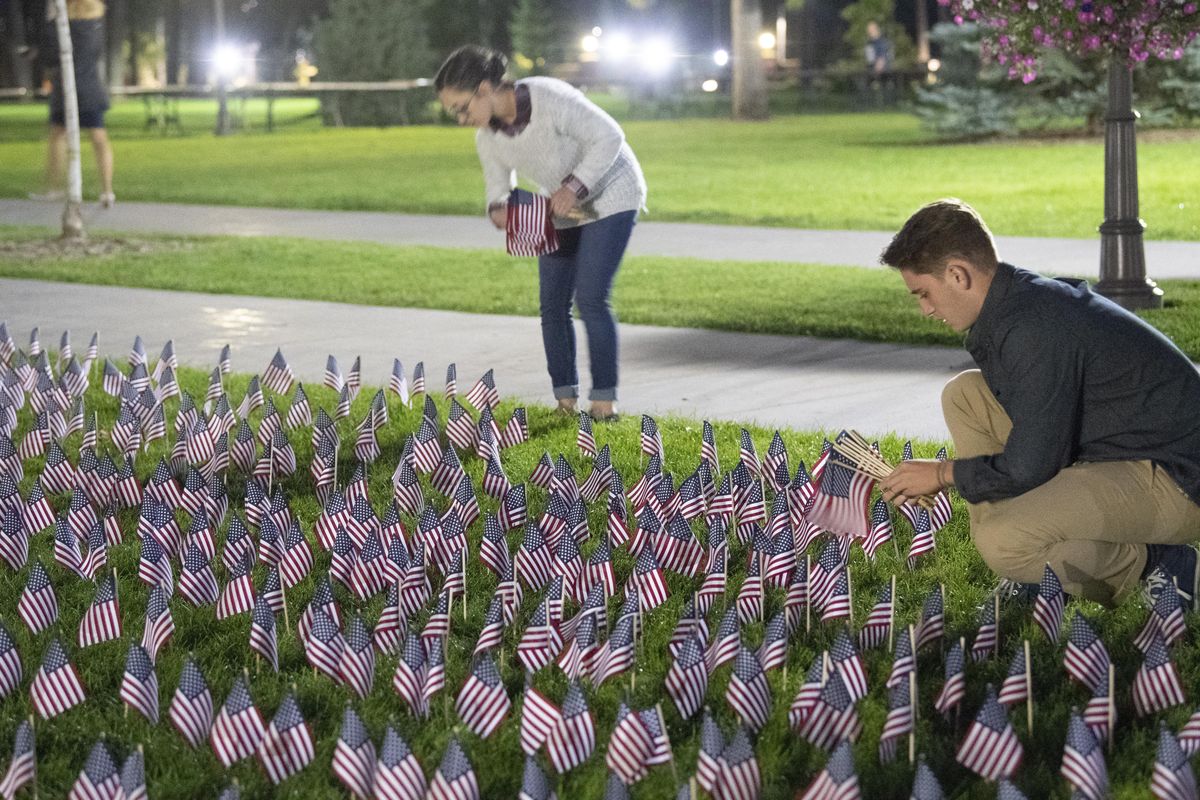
[0,236,193,260]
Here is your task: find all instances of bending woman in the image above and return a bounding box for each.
[435,45,647,421]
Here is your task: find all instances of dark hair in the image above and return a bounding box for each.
[880,198,999,275]
[434,45,507,92]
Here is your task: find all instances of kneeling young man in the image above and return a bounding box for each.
[880,199,1200,608]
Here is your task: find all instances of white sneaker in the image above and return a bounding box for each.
[99,192,115,208]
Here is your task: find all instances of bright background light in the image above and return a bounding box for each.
[927,58,942,72]
[713,48,729,67]
[604,32,633,61]
[701,79,719,92]
[213,44,242,78]
[639,37,673,75]
[581,34,600,53]
[591,26,603,37]
[757,32,776,50]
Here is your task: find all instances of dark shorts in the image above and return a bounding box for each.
[50,106,106,129]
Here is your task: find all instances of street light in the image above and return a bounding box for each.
[639,38,673,75]
[757,32,776,51]
[581,35,600,53]
[713,48,729,67]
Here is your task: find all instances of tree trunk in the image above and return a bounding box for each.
[51,0,85,240]
[106,0,127,86]
[5,0,34,91]
[916,0,930,63]
[1094,57,1161,310]
[731,0,769,120]
[165,0,181,84]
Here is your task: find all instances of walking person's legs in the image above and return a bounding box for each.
[88,126,114,205]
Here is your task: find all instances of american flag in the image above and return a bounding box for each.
[67,741,119,800]
[1152,724,1197,800]
[428,737,479,800]
[424,636,447,706]
[809,540,843,613]
[706,606,741,673]
[955,685,1023,781]
[261,349,295,396]
[456,653,511,739]
[807,448,873,538]
[285,383,312,429]
[520,755,556,800]
[715,727,761,800]
[585,537,617,599]
[594,611,636,686]
[878,677,914,764]
[802,668,862,751]
[821,571,852,624]
[726,647,771,732]
[119,747,147,800]
[388,359,410,407]
[505,189,559,256]
[340,615,377,699]
[906,507,935,569]
[797,738,859,800]
[997,644,1030,707]
[375,725,426,800]
[249,592,279,672]
[31,637,86,719]
[1133,632,1186,717]
[934,640,967,717]
[19,560,58,634]
[632,539,669,611]
[606,702,654,785]
[764,431,790,492]
[54,517,85,578]
[0,621,21,699]
[516,600,562,674]
[169,657,213,749]
[915,585,945,653]
[323,354,344,392]
[737,429,761,479]
[1060,710,1107,800]
[216,553,255,621]
[392,633,428,717]
[1135,583,1187,653]
[547,681,596,773]
[76,573,121,647]
[0,718,35,800]
[830,628,867,702]
[24,478,57,534]
[640,415,663,459]
[859,581,893,650]
[695,707,726,793]
[1177,707,1200,758]
[258,693,315,784]
[120,643,159,723]
[909,759,944,800]
[333,706,376,799]
[758,612,789,672]
[1084,677,1114,745]
[0,511,27,571]
[502,407,529,449]
[1033,563,1065,642]
[970,594,999,663]
[179,542,219,607]
[138,583,174,661]
[666,632,709,720]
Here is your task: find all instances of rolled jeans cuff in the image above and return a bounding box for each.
[553,385,579,400]
[589,387,618,401]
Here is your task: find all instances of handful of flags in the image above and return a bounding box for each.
[506,189,559,258]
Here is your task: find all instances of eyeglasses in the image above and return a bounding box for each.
[444,84,481,119]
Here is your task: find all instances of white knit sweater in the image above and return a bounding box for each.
[475,77,647,227]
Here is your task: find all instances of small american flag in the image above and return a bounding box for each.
[1060,710,1107,800]
[340,615,377,699]
[428,737,479,800]
[375,725,426,800]
[757,612,789,672]
[249,593,279,672]
[1033,563,1065,642]
[506,189,559,257]
[997,644,1029,707]
[726,647,771,732]
[934,640,967,717]
[801,668,863,751]
[0,718,35,800]
[170,657,214,749]
[456,653,511,739]
[258,693,315,784]
[31,637,86,719]
[955,684,1023,781]
[1133,632,1186,717]
[859,581,893,650]
[665,632,709,720]
[464,368,499,410]
[878,678,913,764]
[67,741,119,800]
[1152,724,1197,800]
[19,561,58,635]
[1135,583,1187,653]
[797,738,859,800]
[915,585,945,653]
[594,612,636,686]
[520,755,556,800]
[0,621,21,699]
[715,727,761,800]
[605,702,654,784]
[119,747,147,800]
[706,606,740,673]
[830,628,867,702]
[333,706,376,799]
[910,759,944,800]
[546,681,596,773]
[120,643,159,723]
[697,708,725,793]
[970,595,999,663]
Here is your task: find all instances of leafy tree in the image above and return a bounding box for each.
[509,0,567,74]
[312,0,436,126]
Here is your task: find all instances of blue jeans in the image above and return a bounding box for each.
[538,210,636,402]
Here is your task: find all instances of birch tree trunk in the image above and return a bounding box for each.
[52,0,85,240]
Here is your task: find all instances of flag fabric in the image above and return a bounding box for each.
[1084,678,1114,746]
[1034,563,1065,642]
[1135,584,1187,653]
[696,708,726,793]
[1133,632,1187,717]
[455,653,511,739]
[997,645,1030,707]
[520,755,556,800]
[333,706,376,799]
[67,741,119,800]
[830,629,867,702]
[807,449,873,538]
[119,643,159,723]
[31,638,86,719]
[0,623,20,700]
[506,189,558,257]
[119,747,146,800]
[78,572,122,647]
[955,685,1023,781]
[1060,710,1108,800]
[340,615,377,699]
[520,685,562,757]
[859,581,893,650]
[934,640,967,717]
[798,739,859,800]
[547,682,596,773]
[714,727,761,800]
[915,585,945,653]
[878,677,914,764]
[250,593,279,672]
[258,693,315,784]
[1152,724,1197,800]
[0,718,34,800]
[262,349,294,395]
[428,737,479,800]
[970,595,999,664]
[140,584,175,661]
[374,726,426,800]
[802,669,863,752]
[170,657,214,749]
[18,560,58,634]
[910,759,945,800]
[906,508,935,569]
[726,647,771,732]
[666,633,709,720]
[606,702,654,785]
[392,633,428,718]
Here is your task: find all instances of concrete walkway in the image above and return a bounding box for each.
[0,278,968,440]
[4,198,1199,278]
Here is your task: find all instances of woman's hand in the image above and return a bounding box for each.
[489,206,507,229]
[549,186,579,218]
[880,459,948,507]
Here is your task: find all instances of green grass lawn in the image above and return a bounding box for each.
[3,228,1200,360]
[1,100,1197,239]
[0,364,1193,799]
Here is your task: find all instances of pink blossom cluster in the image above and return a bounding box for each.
[937,0,1199,81]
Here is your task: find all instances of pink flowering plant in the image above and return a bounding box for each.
[936,0,1200,81]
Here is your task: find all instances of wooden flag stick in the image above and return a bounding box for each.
[845,564,854,628]
[888,574,897,652]
[994,592,1001,659]
[30,714,38,800]
[281,581,291,635]
[805,554,811,635]
[908,669,917,764]
[1107,663,1115,755]
[908,624,917,720]
[657,703,679,785]
[332,441,340,493]
[1024,639,1034,735]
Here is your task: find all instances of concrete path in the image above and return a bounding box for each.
[4,198,1199,278]
[0,278,970,441]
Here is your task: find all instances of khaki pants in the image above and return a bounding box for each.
[943,370,1200,605]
